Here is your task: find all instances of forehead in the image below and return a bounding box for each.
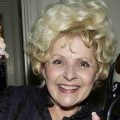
[51,35,94,58]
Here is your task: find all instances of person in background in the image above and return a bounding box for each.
[0,26,9,59]
[0,0,116,120]
[0,26,9,92]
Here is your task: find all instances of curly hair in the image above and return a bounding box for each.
[26,0,116,87]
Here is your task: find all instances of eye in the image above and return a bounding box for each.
[52,59,63,65]
[80,61,90,67]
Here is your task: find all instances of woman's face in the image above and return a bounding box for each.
[42,36,99,108]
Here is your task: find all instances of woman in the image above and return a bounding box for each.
[0,0,116,120]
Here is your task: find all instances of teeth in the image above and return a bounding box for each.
[59,84,79,90]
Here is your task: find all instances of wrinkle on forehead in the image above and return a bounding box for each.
[56,35,81,54]
[56,35,93,54]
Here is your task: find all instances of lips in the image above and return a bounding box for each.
[57,84,80,93]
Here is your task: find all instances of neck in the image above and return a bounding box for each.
[48,105,80,120]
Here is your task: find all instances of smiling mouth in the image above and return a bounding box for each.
[57,84,80,93]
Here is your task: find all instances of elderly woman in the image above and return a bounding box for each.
[0,0,116,120]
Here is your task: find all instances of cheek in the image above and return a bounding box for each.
[45,65,64,80]
[78,70,97,85]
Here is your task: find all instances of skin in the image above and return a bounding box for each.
[42,36,100,120]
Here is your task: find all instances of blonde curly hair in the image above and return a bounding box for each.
[26,0,116,87]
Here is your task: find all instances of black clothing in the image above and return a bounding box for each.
[0,62,6,92]
[0,86,102,120]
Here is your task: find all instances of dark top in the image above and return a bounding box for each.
[0,86,102,120]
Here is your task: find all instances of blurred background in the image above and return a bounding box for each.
[0,0,120,109]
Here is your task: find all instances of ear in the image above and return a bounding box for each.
[41,66,47,80]
[94,72,100,82]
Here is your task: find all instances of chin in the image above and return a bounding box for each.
[55,98,80,109]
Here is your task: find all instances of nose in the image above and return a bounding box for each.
[63,65,77,81]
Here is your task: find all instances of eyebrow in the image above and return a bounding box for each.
[78,58,93,62]
[50,54,93,62]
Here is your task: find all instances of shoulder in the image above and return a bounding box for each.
[0,85,48,113]
[68,102,103,120]
[0,86,50,120]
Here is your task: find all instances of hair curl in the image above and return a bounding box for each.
[26,0,116,87]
